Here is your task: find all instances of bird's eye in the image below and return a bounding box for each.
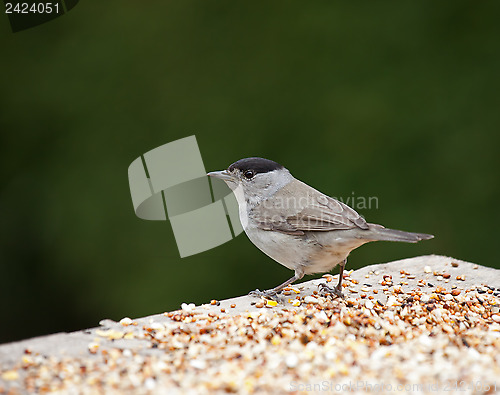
[243,170,255,179]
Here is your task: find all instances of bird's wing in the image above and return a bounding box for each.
[251,179,369,235]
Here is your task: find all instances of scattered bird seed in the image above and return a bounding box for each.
[266,300,278,308]
[2,265,499,394]
[119,317,133,326]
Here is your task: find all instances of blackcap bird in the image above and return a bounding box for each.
[208,157,433,298]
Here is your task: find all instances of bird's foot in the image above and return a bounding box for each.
[318,283,344,299]
[249,289,279,300]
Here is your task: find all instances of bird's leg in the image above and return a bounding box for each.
[319,259,346,298]
[335,260,346,296]
[249,270,304,299]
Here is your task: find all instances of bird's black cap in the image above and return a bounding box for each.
[228,157,284,174]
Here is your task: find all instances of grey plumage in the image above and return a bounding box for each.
[249,177,432,243]
[365,224,434,243]
[208,157,434,298]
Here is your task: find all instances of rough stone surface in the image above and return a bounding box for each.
[1,255,499,394]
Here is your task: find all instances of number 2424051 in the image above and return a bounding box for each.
[5,3,61,14]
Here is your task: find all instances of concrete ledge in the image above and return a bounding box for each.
[1,255,499,393]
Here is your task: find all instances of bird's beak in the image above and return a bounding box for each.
[207,170,234,182]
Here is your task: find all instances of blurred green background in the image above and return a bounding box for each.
[1,1,499,343]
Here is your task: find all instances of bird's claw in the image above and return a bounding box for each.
[318,283,344,298]
[249,289,279,300]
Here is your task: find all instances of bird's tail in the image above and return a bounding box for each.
[367,224,434,243]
